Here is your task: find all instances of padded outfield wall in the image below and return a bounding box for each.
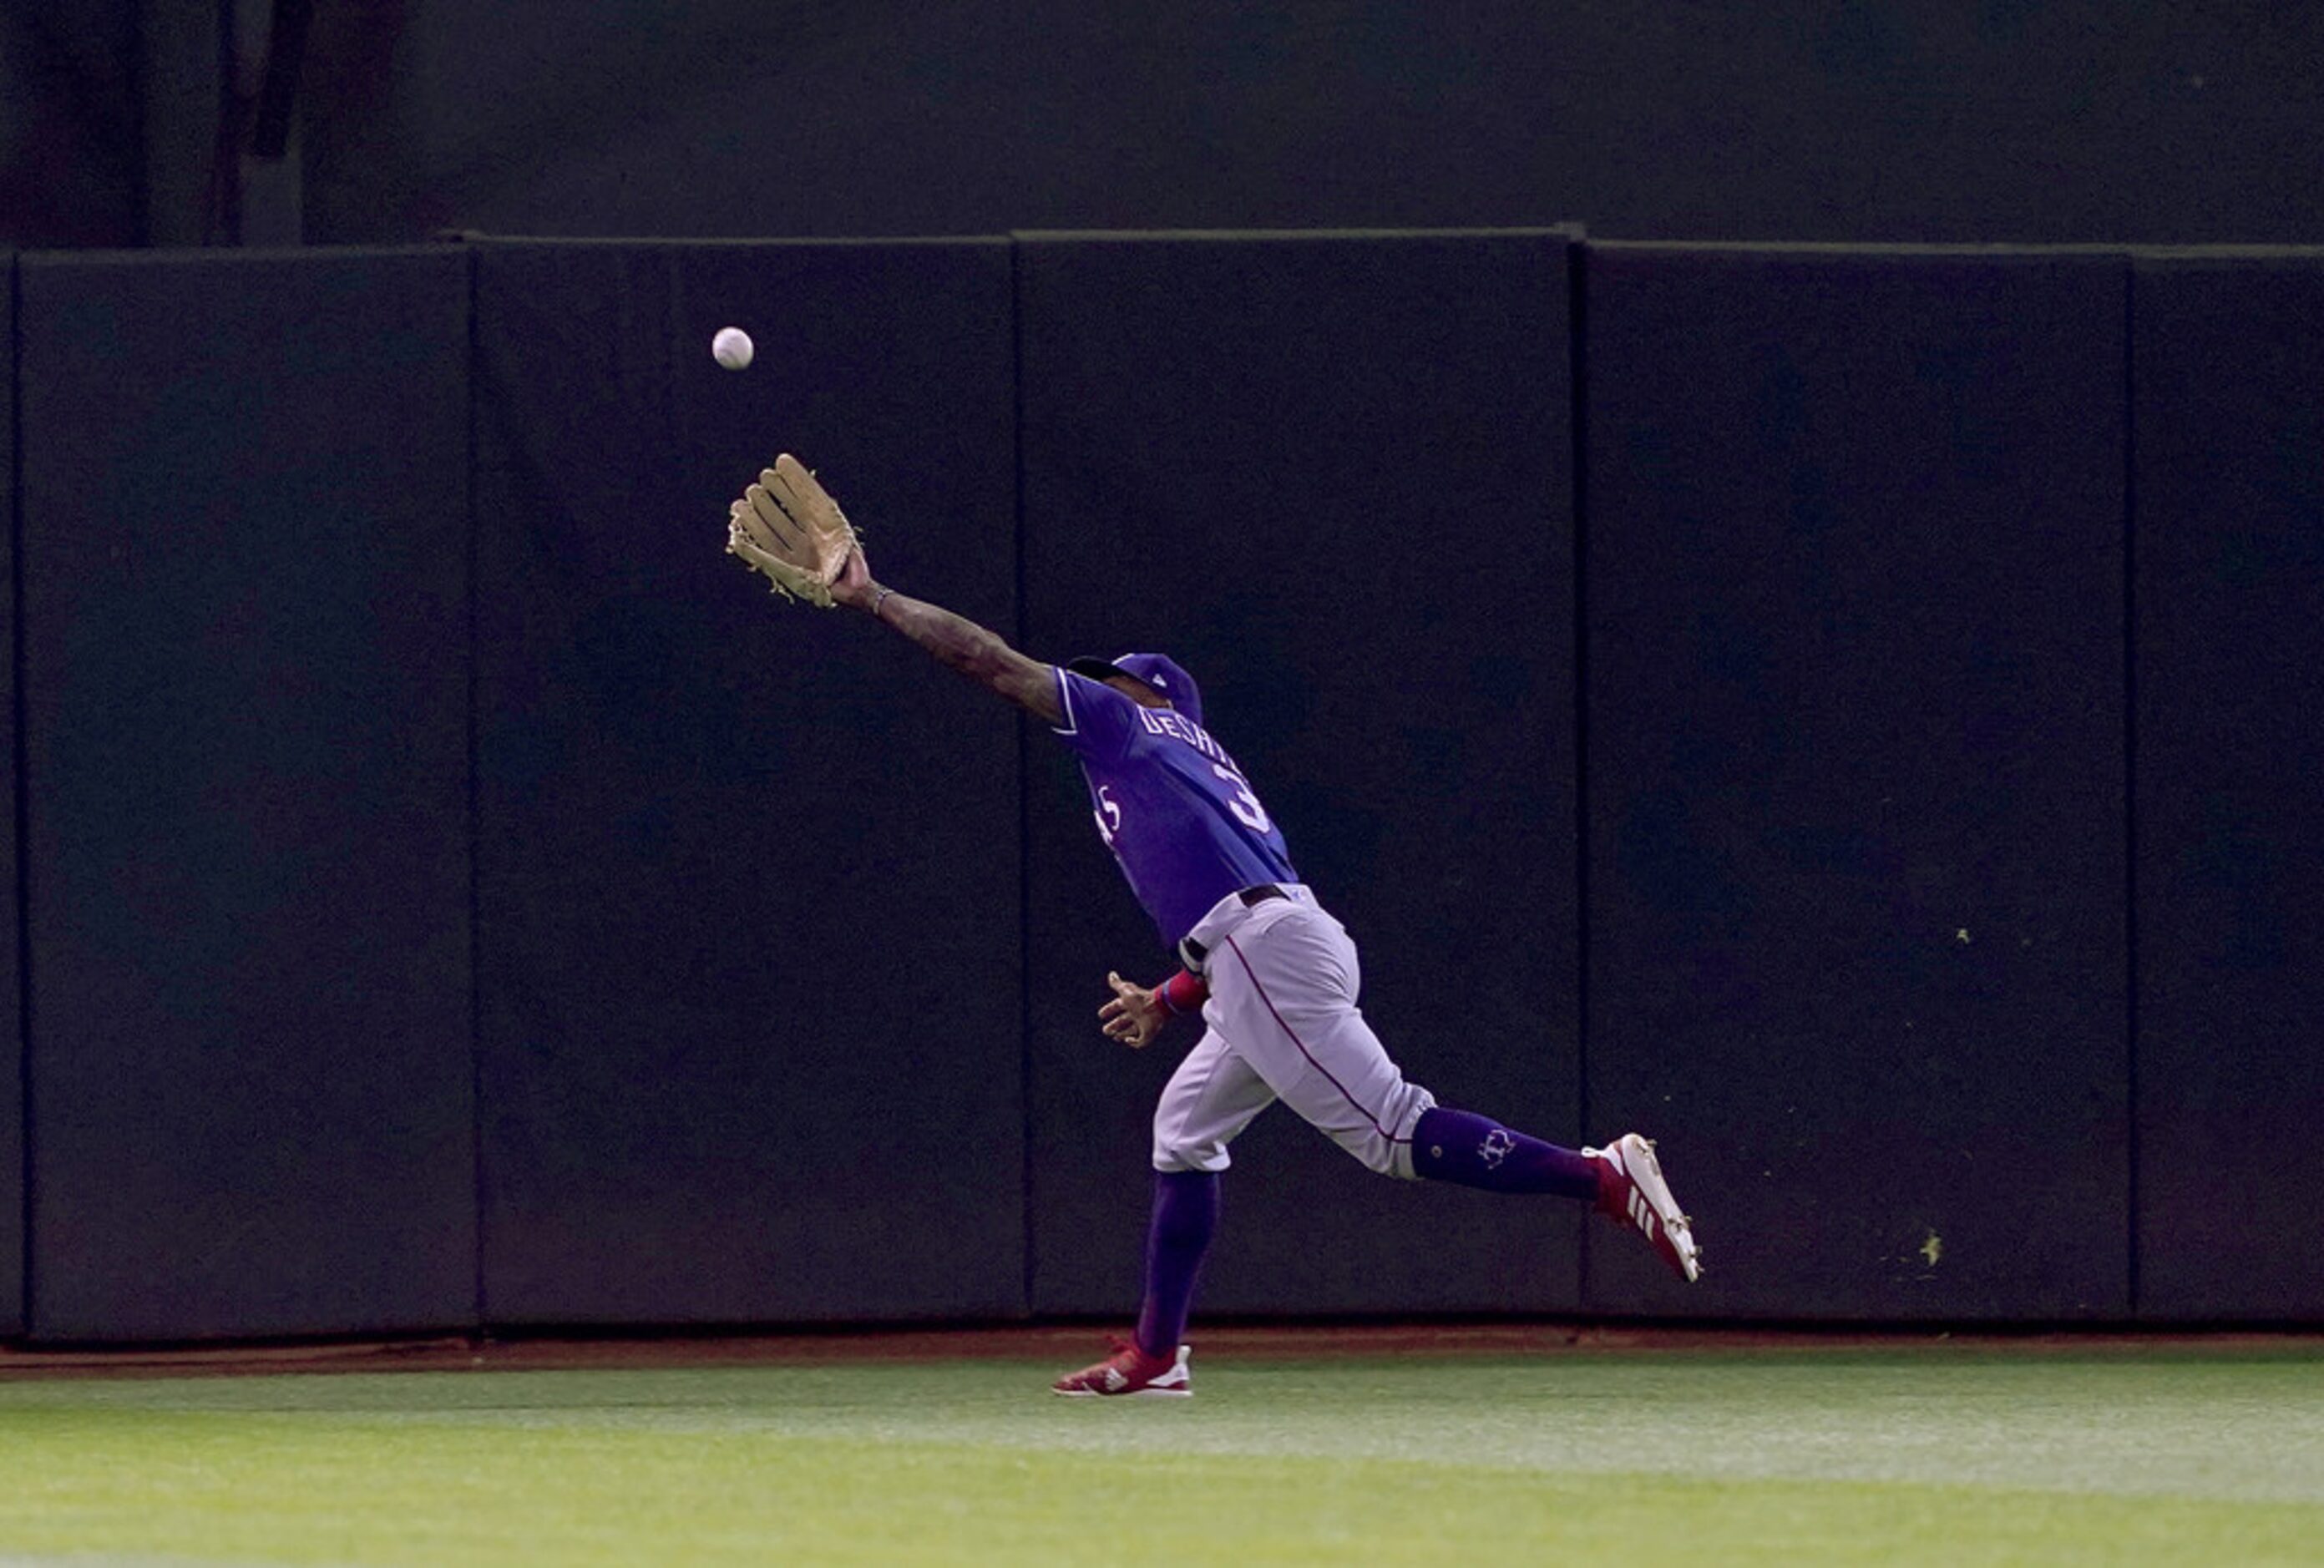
[3,236,2317,1338]
[1584,245,2132,1320]
[1015,230,1582,1321]
[16,249,474,1340]
[467,238,1026,1326]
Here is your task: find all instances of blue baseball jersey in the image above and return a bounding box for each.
[1051,667,1299,948]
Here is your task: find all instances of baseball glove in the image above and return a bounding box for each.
[726,455,859,607]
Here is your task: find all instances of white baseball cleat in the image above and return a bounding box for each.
[1586,1133,1703,1283]
[1051,1337,1193,1398]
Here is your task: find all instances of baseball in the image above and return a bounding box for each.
[711,326,754,371]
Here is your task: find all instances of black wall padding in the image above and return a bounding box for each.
[0,251,18,1335]
[2132,255,2324,1320]
[1586,247,2131,1319]
[1017,231,1583,1319]
[470,240,1025,1323]
[18,250,474,1340]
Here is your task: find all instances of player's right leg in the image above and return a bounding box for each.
[1203,900,1701,1283]
[1408,1108,1700,1282]
[1581,1132,1703,1283]
[1199,905,1435,1178]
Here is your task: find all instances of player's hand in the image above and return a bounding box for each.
[1100,970,1167,1050]
[830,542,874,609]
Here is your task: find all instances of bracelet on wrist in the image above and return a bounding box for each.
[1157,969,1208,1015]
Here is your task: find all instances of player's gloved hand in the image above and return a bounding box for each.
[725,454,862,607]
[1100,971,1167,1049]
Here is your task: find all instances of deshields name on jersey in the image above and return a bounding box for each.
[1135,705,1228,761]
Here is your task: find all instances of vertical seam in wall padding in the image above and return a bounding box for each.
[206,0,232,245]
[464,241,487,1335]
[1011,237,1035,1320]
[10,254,30,1337]
[2121,259,2139,1318]
[1567,238,1592,1305]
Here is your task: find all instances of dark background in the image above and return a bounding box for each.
[2130,256,2324,1322]
[6,3,2324,251]
[0,250,16,1338]
[4,234,2317,1340]
[17,249,476,1339]
[1016,231,1582,1320]
[468,238,1025,1326]
[1585,248,2130,1319]
[0,5,2317,1341]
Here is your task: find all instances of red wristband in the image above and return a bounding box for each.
[1157,969,1208,1016]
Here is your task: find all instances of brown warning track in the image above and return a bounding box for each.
[3,1323,2319,1382]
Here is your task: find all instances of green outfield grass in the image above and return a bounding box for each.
[1,1347,2319,1565]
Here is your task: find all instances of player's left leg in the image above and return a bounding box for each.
[1142,1032,1273,1356]
[1053,1032,1273,1398]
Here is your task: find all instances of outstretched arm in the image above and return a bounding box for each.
[829,547,1062,725]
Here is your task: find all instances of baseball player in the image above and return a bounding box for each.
[724,459,1700,1399]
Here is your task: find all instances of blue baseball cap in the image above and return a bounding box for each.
[1066,651,1203,728]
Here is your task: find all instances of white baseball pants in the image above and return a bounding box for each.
[1152,885,1436,1180]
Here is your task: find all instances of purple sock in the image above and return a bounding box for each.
[1412,1106,1599,1201]
[1134,1170,1219,1358]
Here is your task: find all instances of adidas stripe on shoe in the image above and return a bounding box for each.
[1587,1132,1703,1283]
[1051,1337,1192,1398]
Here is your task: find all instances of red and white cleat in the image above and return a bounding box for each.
[1051,1336,1193,1398]
[1587,1133,1703,1283]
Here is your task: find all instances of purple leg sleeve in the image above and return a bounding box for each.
[1134,1169,1220,1358]
[1411,1106,1599,1201]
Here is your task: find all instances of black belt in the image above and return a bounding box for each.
[1177,884,1288,971]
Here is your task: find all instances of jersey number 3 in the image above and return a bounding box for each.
[1213,764,1272,834]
